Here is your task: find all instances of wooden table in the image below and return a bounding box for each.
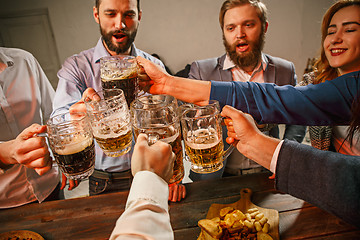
[0,172,359,239]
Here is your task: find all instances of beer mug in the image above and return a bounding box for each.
[130,95,184,185]
[100,55,140,106]
[47,112,95,180]
[180,100,234,173]
[85,89,132,157]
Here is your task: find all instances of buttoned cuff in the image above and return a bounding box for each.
[126,171,169,210]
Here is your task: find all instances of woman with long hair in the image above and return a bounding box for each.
[299,0,360,153]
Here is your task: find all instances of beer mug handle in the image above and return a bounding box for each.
[181,140,192,163]
[220,116,237,160]
[136,64,148,98]
[137,87,147,98]
[222,144,236,160]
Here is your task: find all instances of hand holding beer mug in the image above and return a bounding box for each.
[130,95,184,185]
[47,112,95,180]
[100,55,140,106]
[181,100,234,173]
[85,89,132,157]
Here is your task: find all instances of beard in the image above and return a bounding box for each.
[100,25,138,55]
[223,32,265,68]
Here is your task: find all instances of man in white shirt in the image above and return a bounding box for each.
[110,134,174,240]
[0,47,60,208]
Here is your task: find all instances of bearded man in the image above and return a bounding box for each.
[188,0,306,181]
[52,0,185,202]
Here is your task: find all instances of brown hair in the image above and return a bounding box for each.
[312,1,360,146]
[348,84,360,146]
[314,0,360,84]
[219,0,268,33]
[95,0,140,13]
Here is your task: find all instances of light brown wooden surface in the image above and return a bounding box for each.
[205,188,279,240]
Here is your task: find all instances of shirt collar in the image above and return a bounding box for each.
[0,48,14,67]
[93,38,138,64]
[223,53,268,72]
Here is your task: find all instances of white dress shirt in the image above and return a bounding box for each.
[0,47,59,208]
[110,171,174,240]
[270,140,284,173]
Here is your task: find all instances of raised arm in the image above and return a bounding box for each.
[137,56,211,105]
[212,71,360,125]
[222,105,360,228]
[110,134,175,240]
[138,56,360,126]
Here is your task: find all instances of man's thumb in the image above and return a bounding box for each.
[18,124,46,140]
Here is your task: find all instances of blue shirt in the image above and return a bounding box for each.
[210,71,360,126]
[52,38,164,172]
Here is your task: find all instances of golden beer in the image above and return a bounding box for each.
[87,94,133,158]
[94,129,132,157]
[134,126,184,185]
[185,129,224,173]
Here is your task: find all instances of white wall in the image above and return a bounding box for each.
[137,0,333,78]
[1,0,334,82]
[1,0,98,65]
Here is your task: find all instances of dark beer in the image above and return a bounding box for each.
[101,71,138,106]
[134,126,184,185]
[53,139,95,180]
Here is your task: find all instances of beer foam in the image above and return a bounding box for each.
[92,113,131,138]
[55,136,93,155]
[160,131,179,144]
[101,76,123,82]
[105,112,128,120]
[93,127,131,139]
[185,129,220,150]
[185,138,220,150]
[101,70,137,81]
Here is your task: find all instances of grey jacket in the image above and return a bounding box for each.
[278,140,360,228]
[189,53,306,143]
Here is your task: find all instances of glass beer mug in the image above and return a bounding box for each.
[100,55,140,106]
[47,112,95,180]
[85,89,133,157]
[130,95,184,185]
[181,100,234,173]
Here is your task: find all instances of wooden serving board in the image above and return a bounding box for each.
[206,188,279,240]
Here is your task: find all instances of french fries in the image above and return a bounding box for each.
[197,207,273,240]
